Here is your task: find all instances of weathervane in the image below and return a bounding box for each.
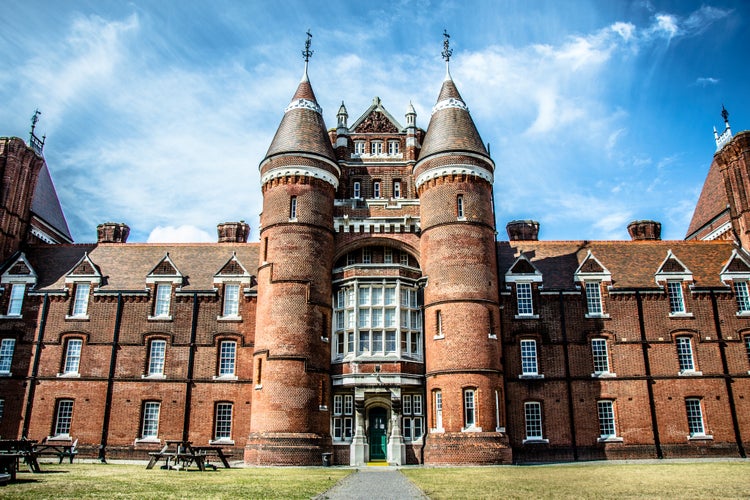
[441,29,452,62]
[721,104,729,124]
[29,108,45,155]
[302,30,313,62]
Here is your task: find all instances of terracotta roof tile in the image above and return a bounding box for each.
[26,243,259,292]
[497,240,736,289]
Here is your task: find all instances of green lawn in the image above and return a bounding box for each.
[0,463,350,499]
[402,461,750,499]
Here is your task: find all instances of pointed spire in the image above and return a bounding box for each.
[337,101,348,129]
[417,33,490,163]
[262,31,336,164]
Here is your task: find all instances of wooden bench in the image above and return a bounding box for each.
[34,438,77,464]
[191,446,233,469]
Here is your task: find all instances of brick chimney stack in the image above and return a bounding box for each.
[627,220,661,241]
[506,220,540,241]
[217,221,250,243]
[96,222,130,243]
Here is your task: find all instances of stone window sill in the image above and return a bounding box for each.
[0,314,22,320]
[669,312,694,319]
[434,335,445,340]
[598,436,624,443]
[688,434,713,441]
[65,315,89,321]
[134,437,160,445]
[142,374,166,380]
[679,370,703,377]
[430,428,445,434]
[591,372,617,378]
[522,438,549,445]
[515,314,540,320]
[148,315,173,322]
[213,374,238,381]
[585,313,611,319]
[209,439,234,446]
[519,374,544,380]
[217,315,242,322]
[57,372,80,378]
[736,311,750,318]
[461,426,482,433]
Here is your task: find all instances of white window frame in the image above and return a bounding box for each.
[384,247,393,264]
[433,390,443,431]
[373,181,381,199]
[520,339,541,378]
[387,140,399,155]
[0,338,15,375]
[7,283,24,316]
[393,181,401,199]
[146,339,166,378]
[457,195,464,219]
[290,196,297,220]
[140,401,161,440]
[353,181,361,199]
[676,336,701,375]
[685,398,711,439]
[222,283,240,318]
[585,281,604,316]
[667,280,686,315]
[61,338,82,376]
[151,283,172,320]
[53,399,74,438]
[597,400,621,442]
[735,281,750,315]
[217,340,237,379]
[591,338,614,377]
[332,393,353,442]
[523,401,546,442]
[354,141,366,156]
[516,282,534,317]
[70,283,90,318]
[212,402,234,443]
[371,141,383,155]
[463,388,478,430]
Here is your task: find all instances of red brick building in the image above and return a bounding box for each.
[1,42,749,465]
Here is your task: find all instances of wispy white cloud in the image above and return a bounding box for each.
[695,77,719,86]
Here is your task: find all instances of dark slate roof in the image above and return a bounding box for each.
[25,243,259,292]
[263,73,336,163]
[497,239,737,290]
[686,158,729,239]
[418,77,490,162]
[30,160,73,243]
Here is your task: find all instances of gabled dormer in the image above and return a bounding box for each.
[0,252,37,319]
[505,254,543,320]
[720,248,750,316]
[146,253,183,321]
[214,253,256,321]
[64,252,102,320]
[574,250,612,319]
[655,250,693,317]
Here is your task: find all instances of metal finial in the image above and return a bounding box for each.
[30,109,41,134]
[441,29,452,62]
[721,104,729,123]
[302,30,313,62]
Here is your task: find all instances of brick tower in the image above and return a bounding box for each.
[246,36,338,464]
[417,36,511,463]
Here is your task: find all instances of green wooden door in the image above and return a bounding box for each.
[368,407,387,461]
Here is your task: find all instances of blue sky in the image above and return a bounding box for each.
[1,0,748,243]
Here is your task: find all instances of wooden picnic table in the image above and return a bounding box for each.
[145,440,206,471]
[0,452,21,482]
[34,438,78,464]
[0,439,41,473]
[191,446,233,469]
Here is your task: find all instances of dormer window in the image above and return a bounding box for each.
[574,251,611,319]
[516,283,534,316]
[734,281,750,314]
[213,253,253,321]
[506,254,543,320]
[153,283,172,318]
[655,250,693,318]
[71,284,90,317]
[719,250,750,316]
[667,281,685,314]
[7,284,25,316]
[1,253,37,319]
[222,284,240,317]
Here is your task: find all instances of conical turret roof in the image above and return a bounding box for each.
[263,69,336,163]
[418,74,490,162]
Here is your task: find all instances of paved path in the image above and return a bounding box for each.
[316,467,428,500]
